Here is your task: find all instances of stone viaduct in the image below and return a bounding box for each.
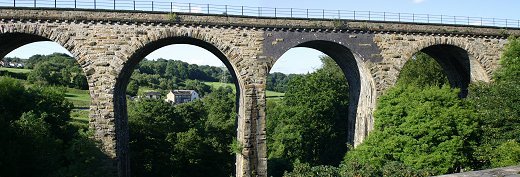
[0,7,519,177]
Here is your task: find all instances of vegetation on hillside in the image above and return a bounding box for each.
[0,77,110,177]
[128,59,233,96]
[2,35,520,177]
[128,87,237,176]
[267,56,350,176]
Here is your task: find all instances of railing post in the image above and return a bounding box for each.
[506,19,508,27]
[74,0,76,8]
[241,6,243,16]
[225,5,227,15]
[34,0,36,8]
[207,4,210,14]
[189,3,191,13]
[94,0,96,9]
[383,12,386,21]
[322,9,325,19]
[412,14,415,22]
[427,14,429,23]
[151,1,153,11]
[13,0,15,7]
[368,11,371,20]
[467,17,469,25]
[398,13,401,22]
[290,8,292,18]
[113,0,115,10]
[258,7,261,16]
[353,11,356,20]
[133,1,135,11]
[306,9,308,18]
[170,2,172,13]
[54,0,56,8]
[275,8,277,17]
[454,16,456,24]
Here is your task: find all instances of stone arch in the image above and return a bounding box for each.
[113,29,247,176]
[268,40,376,146]
[0,24,85,67]
[398,37,490,96]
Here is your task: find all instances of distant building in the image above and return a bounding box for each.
[165,90,199,104]
[141,91,161,99]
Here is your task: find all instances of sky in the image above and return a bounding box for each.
[5,0,520,74]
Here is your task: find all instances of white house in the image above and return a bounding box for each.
[165,90,199,104]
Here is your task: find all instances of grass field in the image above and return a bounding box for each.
[70,109,89,129]
[137,86,163,96]
[0,67,32,73]
[204,81,236,92]
[203,81,285,98]
[64,88,90,109]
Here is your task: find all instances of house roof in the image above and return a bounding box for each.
[171,90,197,96]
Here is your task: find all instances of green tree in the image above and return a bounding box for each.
[0,77,110,177]
[342,85,478,175]
[26,53,88,89]
[466,36,520,169]
[126,80,139,97]
[493,36,520,83]
[267,56,349,176]
[128,86,236,177]
[397,52,448,87]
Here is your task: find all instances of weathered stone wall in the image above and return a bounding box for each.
[372,33,507,94]
[0,8,514,177]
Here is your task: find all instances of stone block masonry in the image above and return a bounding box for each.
[0,7,517,177]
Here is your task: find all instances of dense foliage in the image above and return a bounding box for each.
[26,53,88,89]
[267,56,350,176]
[266,72,299,93]
[343,85,477,175]
[128,87,237,177]
[0,77,110,177]
[397,52,449,87]
[466,36,520,169]
[128,59,232,96]
[3,36,520,177]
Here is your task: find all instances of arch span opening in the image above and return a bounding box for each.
[0,32,111,176]
[114,36,241,177]
[266,40,372,176]
[406,44,489,98]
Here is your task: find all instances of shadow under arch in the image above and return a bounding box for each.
[415,44,472,97]
[113,36,242,175]
[269,40,364,146]
[0,33,56,60]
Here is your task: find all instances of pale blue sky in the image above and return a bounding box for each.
[5,0,520,74]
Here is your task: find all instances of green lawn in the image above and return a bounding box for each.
[70,109,89,129]
[204,82,236,92]
[0,67,32,73]
[137,86,163,96]
[266,90,285,98]
[64,88,90,108]
[204,81,285,99]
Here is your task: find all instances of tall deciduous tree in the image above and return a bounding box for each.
[342,85,478,176]
[267,56,349,176]
[466,36,520,168]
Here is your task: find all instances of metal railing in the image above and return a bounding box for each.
[1,0,519,28]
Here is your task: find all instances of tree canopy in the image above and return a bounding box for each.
[267,56,350,176]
